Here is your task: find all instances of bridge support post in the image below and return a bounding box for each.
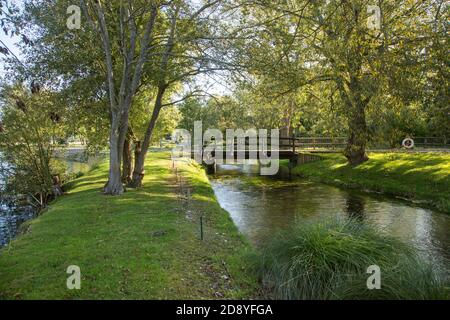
[288,159,294,179]
[288,162,292,179]
[205,160,216,174]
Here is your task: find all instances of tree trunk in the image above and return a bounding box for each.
[129,86,166,188]
[129,140,144,188]
[122,136,133,184]
[52,174,64,197]
[104,126,124,195]
[344,101,369,165]
[128,10,178,188]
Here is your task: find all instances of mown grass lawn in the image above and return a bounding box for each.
[284,152,450,213]
[0,152,257,299]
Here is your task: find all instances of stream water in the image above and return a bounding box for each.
[209,163,450,274]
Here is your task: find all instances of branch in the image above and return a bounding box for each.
[128,4,159,99]
[92,0,117,110]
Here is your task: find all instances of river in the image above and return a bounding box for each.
[209,163,450,274]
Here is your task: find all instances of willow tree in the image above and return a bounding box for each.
[14,0,179,194]
[127,0,231,187]
[13,0,228,192]
[235,0,438,164]
[87,0,229,189]
[78,0,164,194]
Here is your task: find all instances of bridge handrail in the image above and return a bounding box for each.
[198,136,449,152]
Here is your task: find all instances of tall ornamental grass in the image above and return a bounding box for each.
[255,218,449,300]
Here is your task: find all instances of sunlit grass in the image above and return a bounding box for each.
[287,152,450,213]
[0,152,258,299]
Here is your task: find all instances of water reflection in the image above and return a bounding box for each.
[210,163,450,274]
[345,194,365,221]
[0,203,35,246]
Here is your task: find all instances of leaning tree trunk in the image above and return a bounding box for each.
[344,101,369,165]
[122,136,133,184]
[129,87,166,188]
[129,140,145,188]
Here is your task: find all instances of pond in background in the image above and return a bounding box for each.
[209,163,450,275]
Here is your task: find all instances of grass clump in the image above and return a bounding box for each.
[256,218,449,300]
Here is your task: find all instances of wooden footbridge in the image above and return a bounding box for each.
[186,135,450,173]
[189,137,324,173]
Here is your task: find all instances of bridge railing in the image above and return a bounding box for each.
[199,136,449,153]
[202,137,299,152]
[286,136,449,151]
[291,137,347,150]
[409,137,449,148]
[201,137,344,154]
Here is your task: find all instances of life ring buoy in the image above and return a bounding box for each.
[402,138,415,149]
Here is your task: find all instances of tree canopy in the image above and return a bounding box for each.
[0,0,448,192]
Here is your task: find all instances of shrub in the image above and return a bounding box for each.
[0,84,67,207]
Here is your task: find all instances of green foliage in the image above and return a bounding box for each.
[152,105,181,144]
[178,97,205,133]
[130,91,181,144]
[0,0,21,55]
[231,0,449,153]
[0,84,67,206]
[179,96,252,133]
[255,218,449,299]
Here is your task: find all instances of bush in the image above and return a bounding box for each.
[255,218,449,300]
[0,84,67,207]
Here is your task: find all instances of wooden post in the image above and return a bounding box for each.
[200,216,204,241]
[292,137,296,154]
[288,159,292,179]
[206,160,216,174]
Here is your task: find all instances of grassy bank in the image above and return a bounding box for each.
[284,152,450,213]
[0,152,257,299]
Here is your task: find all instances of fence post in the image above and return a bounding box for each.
[200,216,204,241]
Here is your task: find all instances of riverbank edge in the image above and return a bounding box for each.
[0,152,259,299]
[281,152,450,214]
